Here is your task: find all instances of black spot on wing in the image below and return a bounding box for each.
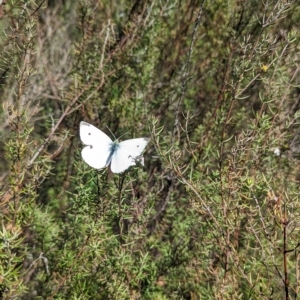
[88,132,91,135]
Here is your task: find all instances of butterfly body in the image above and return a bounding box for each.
[105,141,120,166]
[80,121,149,173]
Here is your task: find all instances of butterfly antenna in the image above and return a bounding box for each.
[106,126,130,141]
[117,131,130,140]
[106,126,117,140]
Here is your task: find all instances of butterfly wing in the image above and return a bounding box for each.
[110,138,149,173]
[80,121,113,169]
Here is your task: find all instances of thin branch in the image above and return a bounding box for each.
[172,1,205,147]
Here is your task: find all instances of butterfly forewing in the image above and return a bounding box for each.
[80,121,113,169]
[80,121,112,146]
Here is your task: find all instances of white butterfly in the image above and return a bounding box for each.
[79,121,149,173]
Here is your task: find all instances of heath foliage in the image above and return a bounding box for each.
[0,0,300,299]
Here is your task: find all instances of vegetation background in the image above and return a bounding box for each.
[0,0,300,299]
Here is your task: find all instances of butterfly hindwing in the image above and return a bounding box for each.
[110,138,149,173]
[81,145,111,169]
